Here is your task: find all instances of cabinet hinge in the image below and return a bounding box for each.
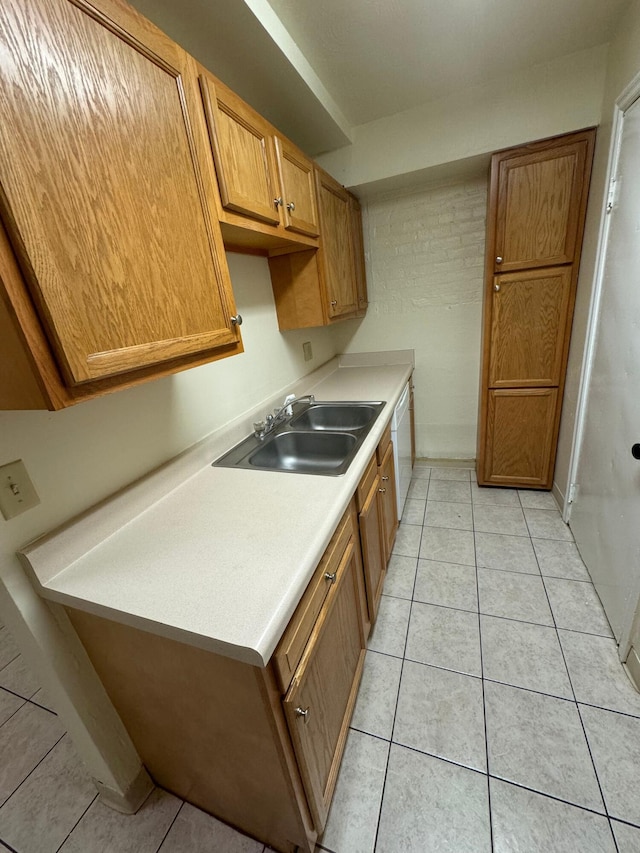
[606,178,618,213]
[567,483,578,504]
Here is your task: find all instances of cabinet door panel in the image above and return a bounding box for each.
[379,442,398,562]
[0,0,239,385]
[349,194,368,313]
[283,542,365,830]
[316,173,358,319]
[495,139,590,272]
[199,75,280,225]
[274,138,319,237]
[489,267,572,387]
[359,475,385,623]
[483,389,558,487]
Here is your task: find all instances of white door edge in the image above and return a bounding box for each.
[562,72,640,524]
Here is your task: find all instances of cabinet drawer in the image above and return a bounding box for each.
[356,453,377,512]
[273,507,352,693]
[376,424,392,464]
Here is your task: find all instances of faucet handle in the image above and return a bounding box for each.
[253,420,266,434]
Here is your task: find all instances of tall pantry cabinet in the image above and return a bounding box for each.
[476,129,596,489]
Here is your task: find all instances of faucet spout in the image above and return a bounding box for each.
[253,394,315,439]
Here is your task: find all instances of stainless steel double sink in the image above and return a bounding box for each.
[213,401,386,476]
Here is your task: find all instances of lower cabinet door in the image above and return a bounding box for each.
[379,442,398,562]
[482,387,558,487]
[283,540,366,830]
[359,474,386,624]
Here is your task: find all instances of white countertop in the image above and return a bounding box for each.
[19,354,413,667]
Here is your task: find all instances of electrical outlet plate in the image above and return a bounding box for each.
[0,459,40,520]
[303,341,313,361]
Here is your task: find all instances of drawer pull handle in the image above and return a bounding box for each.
[378,487,386,494]
[295,706,310,722]
[324,571,337,583]
[382,475,389,481]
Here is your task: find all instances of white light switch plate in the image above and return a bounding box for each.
[0,459,40,520]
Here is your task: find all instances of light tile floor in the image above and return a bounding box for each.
[2,464,640,852]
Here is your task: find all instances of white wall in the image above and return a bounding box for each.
[555,0,640,502]
[317,45,608,190]
[0,252,339,795]
[334,176,487,459]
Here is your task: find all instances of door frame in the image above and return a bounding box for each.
[562,71,640,524]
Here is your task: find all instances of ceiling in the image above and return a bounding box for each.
[133,0,627,156]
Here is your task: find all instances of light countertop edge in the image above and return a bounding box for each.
[19,355,413,667]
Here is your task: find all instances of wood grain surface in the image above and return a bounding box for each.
[483,388,558,487]
[489,266,572,387]
[0,0,239,385]
[275,138,320,237]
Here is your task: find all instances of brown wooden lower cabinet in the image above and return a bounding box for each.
[378,441,399,562]
[357,459,386,624]
[482,388,558,487]
[283,539,365,829]
[66,500,368,853]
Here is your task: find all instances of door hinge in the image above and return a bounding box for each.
[567,482,578,504]
[606,178,618,213]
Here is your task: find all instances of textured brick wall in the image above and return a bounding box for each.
[336,176,488,458]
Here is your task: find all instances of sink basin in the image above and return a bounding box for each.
[249,431,357,474]
[212,399,386,476]
[290,402,383,432]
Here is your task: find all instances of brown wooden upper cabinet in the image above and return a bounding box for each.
[274,138,320,238]
[268,172,364,330]
[198,69,319,253]
[349,194,368,315]
[477,129,596,489]
[493,137,591,273]
[315,169,359,320]
[0,0,242,410]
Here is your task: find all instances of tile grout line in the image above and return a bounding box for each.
[471,494,495,852]
[0,732,67,813]
[155,800,185,853]
[531,527,620,851]
[370,487,426,853]
[54,792,99,853]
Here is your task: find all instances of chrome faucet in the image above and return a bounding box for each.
[253,394,315,439]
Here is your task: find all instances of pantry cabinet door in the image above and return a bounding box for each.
[0,0,240,386]
[199,73,280,226]
[482,388,558,487]
[488,267,572,387]
[494,137,591,273]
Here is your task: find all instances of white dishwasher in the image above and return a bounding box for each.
[391,382,412,520]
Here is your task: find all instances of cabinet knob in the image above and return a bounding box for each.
[274,197,283,207]
[330,300,337,307]
[382,475,389,481]
[378,487,386,494]
[496,256,503,264]
[286,201,296,212]
[230,314,243,326]
[324,571,337,583]
[294,706,310,723]
[494,284,500,292]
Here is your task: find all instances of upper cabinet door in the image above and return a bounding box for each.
[199,73,280,226]
[494,137,591,273]
[315,171,358,319]
[349,194,368,314]
[0,0,241,386]
[274,138,320,237]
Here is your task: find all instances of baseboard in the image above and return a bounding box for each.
[624,645,640,693]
